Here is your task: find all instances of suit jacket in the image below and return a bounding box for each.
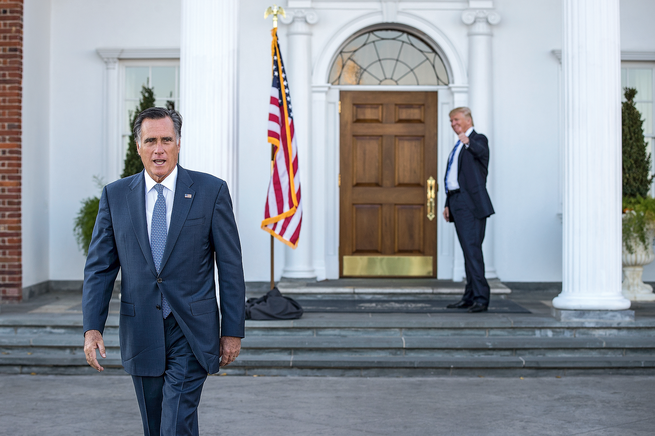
[82,165,246,376]
[444,130,495,220]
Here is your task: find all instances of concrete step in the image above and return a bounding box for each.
[2,333,654,349]
[275,279,512,295]
[1,334,653,367]
[4,323,655,339]
[3,354,655,376]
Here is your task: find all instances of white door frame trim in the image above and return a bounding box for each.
[310,12,469,280]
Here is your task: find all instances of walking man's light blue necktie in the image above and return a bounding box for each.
[444,140,461,193]
[151,184,171,318]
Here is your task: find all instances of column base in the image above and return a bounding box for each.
[551,308,635,322]
[552,292,631,311]
[281,266,317,280]
[484,267,498,280]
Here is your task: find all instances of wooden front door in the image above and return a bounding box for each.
[339,91,438,277]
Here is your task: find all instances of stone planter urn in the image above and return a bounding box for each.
[622,225,655,301]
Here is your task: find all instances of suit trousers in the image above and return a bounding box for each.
[132,314,208,436]
[449,192,490,305]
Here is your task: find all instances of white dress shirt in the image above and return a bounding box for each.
[145,166,177,238]
[445,126,474,192]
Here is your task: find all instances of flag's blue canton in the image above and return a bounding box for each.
[273,49,293,117]
[151,184,171,318]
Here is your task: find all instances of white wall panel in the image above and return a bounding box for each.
[22,0,52,287]
[490,0,562,281]
[47,0,181,280]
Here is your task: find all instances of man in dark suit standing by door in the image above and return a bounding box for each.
[83,107,245,435]
[443,107,494,313]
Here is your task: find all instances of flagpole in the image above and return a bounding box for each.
[270,146,275,290]
[265,4,285,291]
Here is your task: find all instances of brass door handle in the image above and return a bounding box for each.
[427,176,436,221]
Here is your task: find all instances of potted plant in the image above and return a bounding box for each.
[622,87,655,301]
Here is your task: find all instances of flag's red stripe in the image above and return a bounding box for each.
[272,158,285,222]
[289,216,302,244]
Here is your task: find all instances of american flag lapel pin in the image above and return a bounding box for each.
[185,194,192,199]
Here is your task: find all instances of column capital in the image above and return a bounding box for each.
[281,8,319,35]
[96,48,122,69]
[280,8,318,27]
[462,9,501,35]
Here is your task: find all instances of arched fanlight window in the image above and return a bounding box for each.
[329,29,449,86]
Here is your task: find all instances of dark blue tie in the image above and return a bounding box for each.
[151,184,171,318]
[445,140,461,193]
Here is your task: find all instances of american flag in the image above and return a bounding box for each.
[261,29,302,248]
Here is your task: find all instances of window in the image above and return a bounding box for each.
[121,61,180,172]
[329,29,449,86]
[622,63,655,193]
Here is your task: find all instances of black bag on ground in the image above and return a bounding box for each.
[245,287,304,320]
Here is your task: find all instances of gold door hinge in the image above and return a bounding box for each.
[338,101,341,114]
[338,173,341,187]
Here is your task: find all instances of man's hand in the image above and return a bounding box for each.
[84,330,106,372]
[219,336,241,367]
[443,207,450,222]
[458,132,469,145]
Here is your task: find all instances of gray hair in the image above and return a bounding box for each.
[449,106,474,126]
[133,107,183,144]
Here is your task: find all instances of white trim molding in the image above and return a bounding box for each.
[96,48,180,183]
[97,48,180,61]
[310,10,471,280]
[551,50,655,63]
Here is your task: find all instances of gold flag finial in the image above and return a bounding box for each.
[264,4,286,29]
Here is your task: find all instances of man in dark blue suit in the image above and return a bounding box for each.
[83,107,245,435]
[443,107,495,313]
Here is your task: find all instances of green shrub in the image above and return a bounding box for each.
[623,196,655,253]
[622,87,653,199]
[73,195,100,257]
[622,87,655,254]
[121,85,156,178]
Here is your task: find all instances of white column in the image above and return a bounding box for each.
[279,9,318,279]
[96,49,122,183]
[462,9,500,280]
[312,85,330,281]
[179,0,238,199]
[552,0,630,311]
[448,85,469,282]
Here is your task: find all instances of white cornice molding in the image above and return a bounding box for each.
[96,48,180,62]
[551,49,655,63]
[622,51,655,61]
[308,2,469,10]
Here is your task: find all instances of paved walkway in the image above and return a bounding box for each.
[1,374,654,435]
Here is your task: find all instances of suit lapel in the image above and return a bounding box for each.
[159,166,195,273]
[126,172,158,277]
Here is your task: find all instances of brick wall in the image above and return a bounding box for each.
[0,0,22,302]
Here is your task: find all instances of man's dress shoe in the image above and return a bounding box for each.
[468,303,489,313]
[446,300,474,309]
